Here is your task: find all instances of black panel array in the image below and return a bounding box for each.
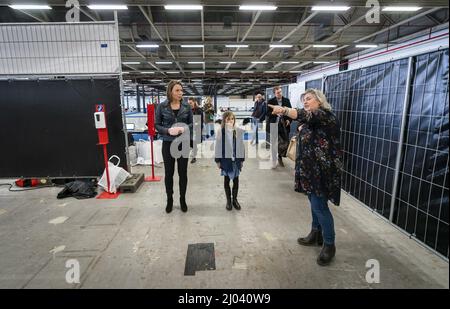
[395,50,449,257]
[324,50,449,258]
[305,78,322,91]
[325,59,408,219]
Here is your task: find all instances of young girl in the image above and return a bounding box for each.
[215,111,245,211]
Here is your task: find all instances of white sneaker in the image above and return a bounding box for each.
[250,140,256,146]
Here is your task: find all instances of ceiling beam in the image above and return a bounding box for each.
[78,7,99,21]
[259,10,318,60]
[232,10,262,59]
[355,7,442,43]
[15,9,47,23]
[288,7,443,73]
[138,5,185,75]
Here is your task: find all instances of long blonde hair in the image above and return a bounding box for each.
[301,88,332,111]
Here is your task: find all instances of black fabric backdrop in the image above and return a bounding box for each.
[0,78,127,178]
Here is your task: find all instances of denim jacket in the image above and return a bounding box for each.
[155,100,193,142]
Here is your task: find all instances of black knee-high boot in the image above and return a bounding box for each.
[232,177,241,210]
[224,176,232,211]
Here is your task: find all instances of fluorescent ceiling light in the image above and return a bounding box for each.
[313,61,330,64]
[122,71,130,74]
[9,5,52,10]
[166,71,180,74]
[216,71,229,73]
[270,44,293,48]
[192,79,203,81]
[230,79,240,82]
[239,5,277,11]
[123,61,140,65]
[140,71,155,74]
[355,44,378,48]
[251,61,268,64]
[88,5,128,10]
[226,44,249,48]
[188,61,205,64]
[311,6,350,11]
[226,82,236,85]
[164,5,203,10]
[220,61,236,64]
[192,71,205,74]
[181,45,204,48]
[136,44,159,48]
[281,61,299,64]
[241,71,254,73]
[289,71,302,73]
[155,61,172,64]
[150,79,162,82]
[313,44,337,48]
[264,71,279,73]
[382,6,421,12]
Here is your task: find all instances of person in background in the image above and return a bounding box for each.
[250,92,267,146]
[269,88,342,266]
[155,80,193,213]
[266,86,292,168]
[188,97,203,164]
[215,111,245,211]
[203,96,215,139]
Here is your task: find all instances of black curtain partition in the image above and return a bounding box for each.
[0,78,127,178]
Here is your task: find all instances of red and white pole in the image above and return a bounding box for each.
[95,104,121,199]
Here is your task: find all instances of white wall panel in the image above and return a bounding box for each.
[0,22,120,75]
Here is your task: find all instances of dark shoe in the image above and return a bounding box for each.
[317,244,336,266]
[191,158,197,164]
[297,229,323,246]
[165,196,173,213]
[180,197,188,212]
[232,198,241,210]
[226,192,232,211]
[226,198,232,211]
[278,156,285,167]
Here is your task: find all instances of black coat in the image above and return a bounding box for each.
[266,96,292,124]
[155,100,193,142]
[266,96,292,157]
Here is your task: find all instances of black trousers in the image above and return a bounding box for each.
[224,176,239,199]
[162,141,189,198]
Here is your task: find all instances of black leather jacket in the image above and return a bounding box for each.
[155,100,193,142]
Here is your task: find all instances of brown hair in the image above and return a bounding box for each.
[221,111,236,129]
[166,80,183,102]
[273,85,282,92]
[188,96,198,107]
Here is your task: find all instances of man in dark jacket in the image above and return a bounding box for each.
[250,92,267,145]
[266,86,291,168]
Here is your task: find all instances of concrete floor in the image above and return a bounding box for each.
[0,142,448,289]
